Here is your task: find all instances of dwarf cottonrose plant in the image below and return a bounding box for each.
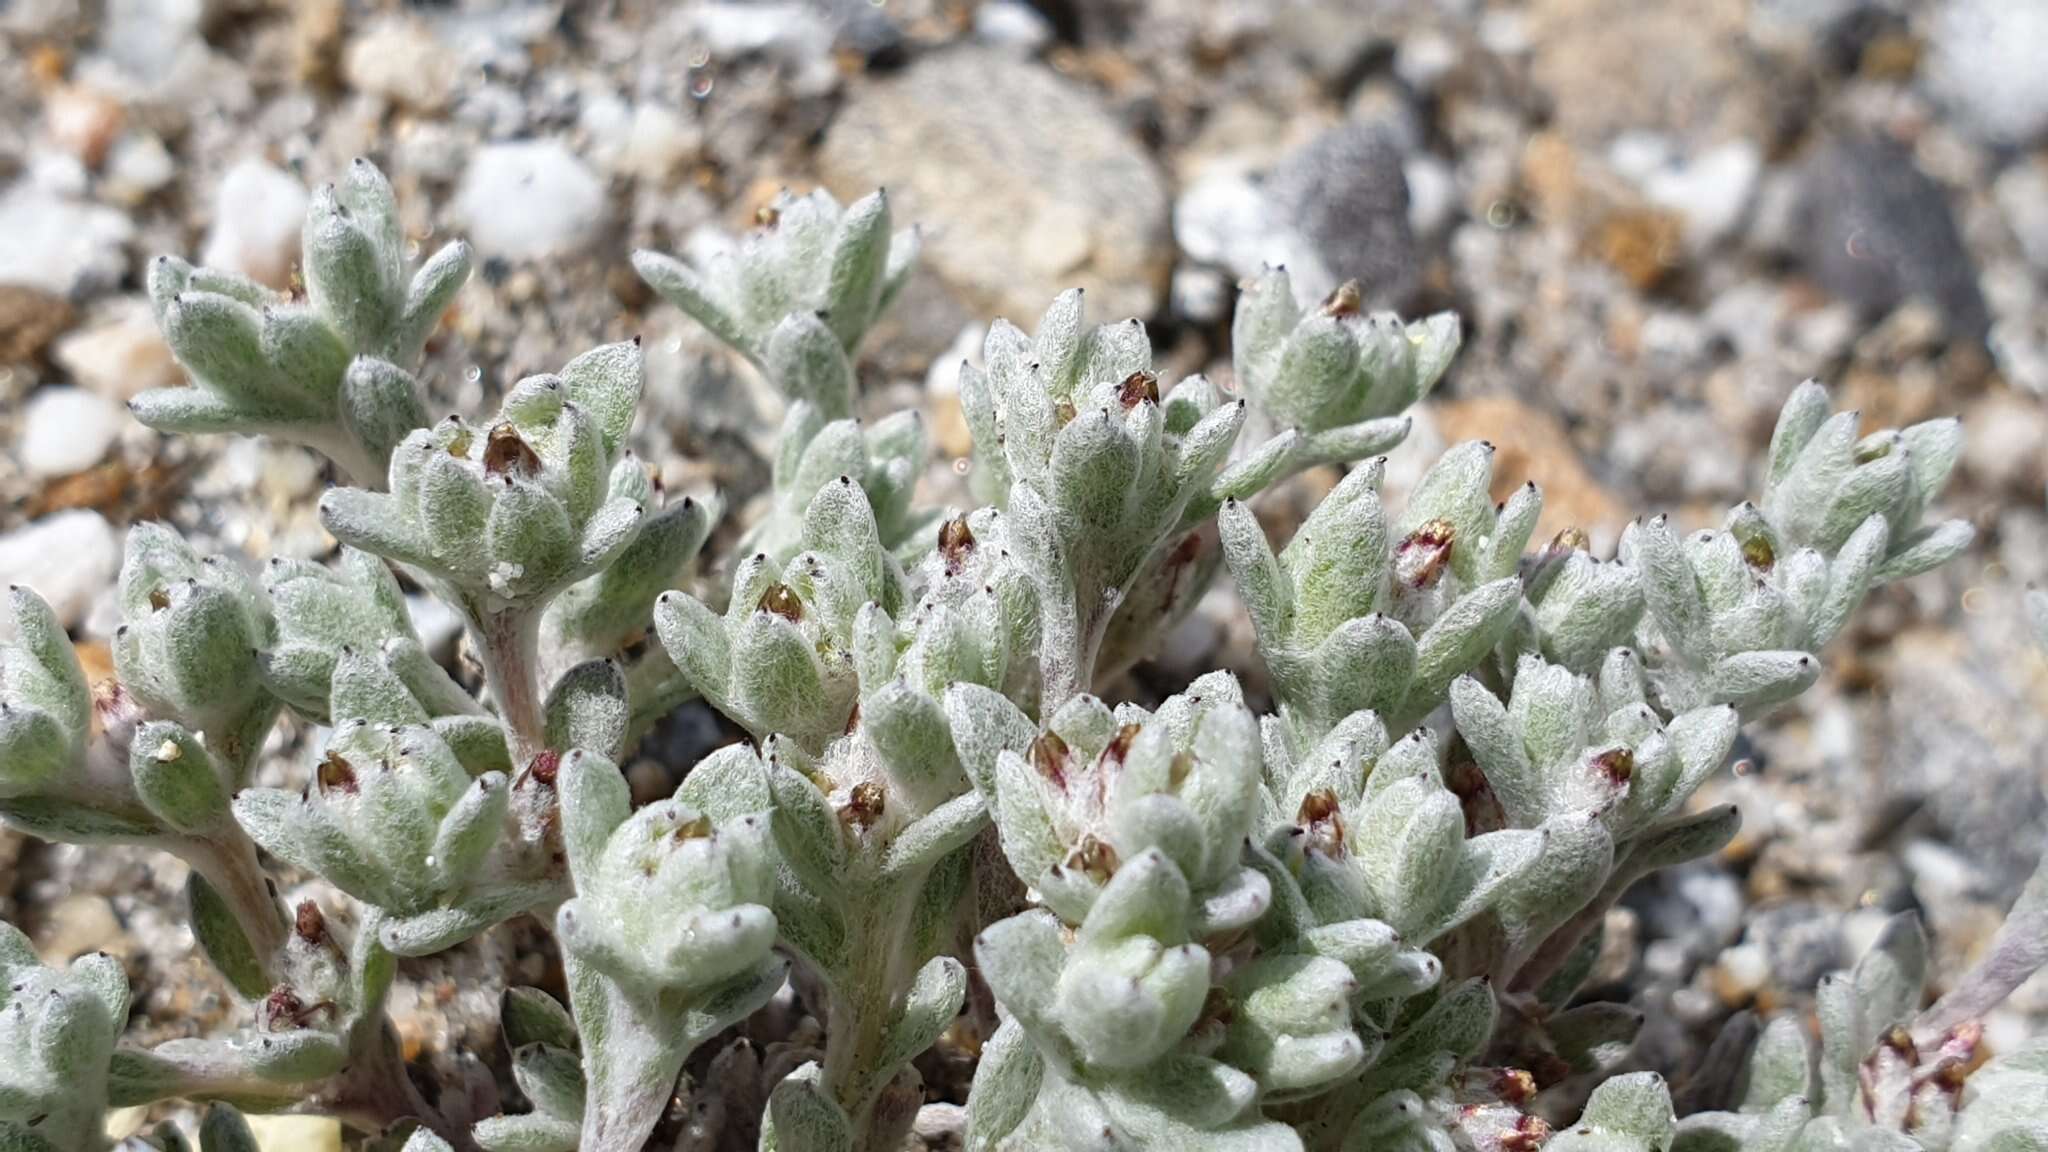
[0,155,2034,1152]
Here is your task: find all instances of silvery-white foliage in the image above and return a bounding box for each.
[750,663,986,1150]
[637,190,931,566]
[142,158,470,485]
[955,292,1249,705]
[112,523,280,775]
[1220,449,1529,744]
[319,342,649,617]
[319,341,653,757]
[0,149,2010,1152]
[231,721,560,956]
[471,988,585,1152]
[2,578,289,987]
[1231,267,1459,448]
[0,921,127,1150]
[653,477,906,748]
[634,188,917,367]
[1450,653,1743,986]
[1624,382,1971,716]
[550,747,787,1152]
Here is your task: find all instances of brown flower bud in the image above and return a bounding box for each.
[1395,518,1458,590]
[317,750,358,794]
[1739,531,1776,571]
[1030,730,1070,790]
[1103,722,1143,767]
[1545,526,1591,555]
[1492,1068,1538,1106]
[939,515,976,576]
[293,899,328,944]
[1321,279,1364,317]
[483,422,542,479]
[841,780,885,829]
[1592,746,1635,787]
[263,985,307,1032]
[1117,370,1160,409]
[757,583,804,623]
[1298,787,1347,858]
[1068,834,1119,883]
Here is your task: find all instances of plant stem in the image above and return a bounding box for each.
[566,950,689,1152]
[1038,585,1123,719]
[182,831,289,967]
[472,605,545,762]
[324,1020,479,1152]
[820,893,919,1152]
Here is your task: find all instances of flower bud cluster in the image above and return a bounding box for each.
[141,158,470,484]
[1219,450,1527,745]
[635,190,928,564]
[320,342,649,615]
[1232,267,1459,451]
[0,922,128,1150]
[1624,381,1970,715]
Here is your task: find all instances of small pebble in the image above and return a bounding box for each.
[34,893,123,963]
[0,510,124,627]
[0,181,134,295]
[19,386,123,478]
[201,158,310,289]
[973,0,1052,52]
[53,297,179,402]
[243,1114,342,1152]
[343,16,456,112]
[453,140,609,262]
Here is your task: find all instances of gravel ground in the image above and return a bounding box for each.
[3,0,2047,1146]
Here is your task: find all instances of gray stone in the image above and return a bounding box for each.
[818,47,1171,323]
[1792,134,1990,343]
[1744,901,1842,994]
[1881,624,2048,905]
[1173,120,1419,313]
[1528,0,1754,145]
[1263,121,1418,310]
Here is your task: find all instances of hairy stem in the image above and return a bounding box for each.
[819,889,923,1152]
[305,426,388,493]
[181,831,288,968]
[1038,585,1123,720]
[472,605,545,762]
[566,951,689,1152]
